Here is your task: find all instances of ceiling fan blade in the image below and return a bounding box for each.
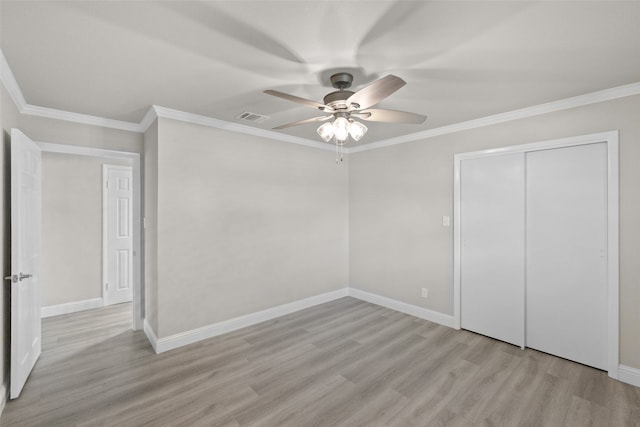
[272,115,332,130]
[346,75,406,110]
[353,108,426,124]
[264,90,333,112]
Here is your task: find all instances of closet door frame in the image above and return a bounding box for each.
[453,130,619,379]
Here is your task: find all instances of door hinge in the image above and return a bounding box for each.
[105,282,109,290]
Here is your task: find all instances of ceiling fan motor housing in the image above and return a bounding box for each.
[323,90,355,109]
[323,73,356,110]
[330,72,354,90]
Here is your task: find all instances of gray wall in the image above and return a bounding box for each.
[349,93,640,369]
[148,117,349,338]
[41,152,131,307]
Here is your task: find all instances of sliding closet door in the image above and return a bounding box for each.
[526,143,608,370]
[460,153,525,347]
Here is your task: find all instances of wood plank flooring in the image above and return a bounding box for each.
[2,297,639,426]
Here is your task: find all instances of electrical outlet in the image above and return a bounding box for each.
[421,288,428,298]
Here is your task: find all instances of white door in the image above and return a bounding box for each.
[460,153,525,347]
[526,143,608,370]
[103,165,133,306]
[9,129,42,399]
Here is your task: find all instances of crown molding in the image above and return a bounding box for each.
[349,81,640,153]
[1,48,330,150]
[1,48,27,110]
[139,105,159,132]
[1,48,142,132]
[150,105,334,152]
[3,48,639,153]
[21,104,143,132]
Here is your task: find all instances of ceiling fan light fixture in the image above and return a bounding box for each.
[348,120,367,141]
[333,117,349,143]
[266,73,424,161]
[317,122,334,142]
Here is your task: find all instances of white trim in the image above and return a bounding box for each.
[152,106,333,152]
[348,287,455,328]
[618,365,640,388]
[37,142,138,159]
[21,104,141,133]
[102,165,109,307]
[0,383,6,418]
[151,288,349,354]
[1,49,27,110]
[41,298,104,318]
[1,50,141,132]
[139,106,159,132]
[144,319,159,354]
[38,142,144,331]
[453,131,620,379]
[349,82,640,153]
[606,136,620,379]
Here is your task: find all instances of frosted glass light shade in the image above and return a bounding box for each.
[316,122,334,142]
[348,120,368,141]
[333,117,349,142]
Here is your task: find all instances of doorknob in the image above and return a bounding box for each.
[4,273,32,283]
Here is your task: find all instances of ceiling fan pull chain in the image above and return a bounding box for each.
[335,140,345,164]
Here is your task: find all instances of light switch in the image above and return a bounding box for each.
[442,216,451,227]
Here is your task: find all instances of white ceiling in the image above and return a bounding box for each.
[2,1,640,145]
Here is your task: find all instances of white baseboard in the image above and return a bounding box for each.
[618,364,640,388]
[348,287,455,328]
[41,298,103,318]
[0,382,7,419]
[143,319,159,353]
[151,288,349,354]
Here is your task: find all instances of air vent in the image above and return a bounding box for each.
[236,112,270,123]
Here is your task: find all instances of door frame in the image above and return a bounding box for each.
[38,142,143,330]
[102,164,134,307]
[453,130,619,378]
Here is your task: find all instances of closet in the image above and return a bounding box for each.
[455,135,617,373]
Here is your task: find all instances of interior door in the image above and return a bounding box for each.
[525,143,608,370]
[9,129,42,399]
[460,153,525,347]
[104,165,133,306]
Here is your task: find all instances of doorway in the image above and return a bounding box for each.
[39,142,142,329]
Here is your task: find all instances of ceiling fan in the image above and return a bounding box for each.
[264,72,426,145]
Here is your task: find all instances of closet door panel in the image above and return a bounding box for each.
[526,143,607,370]
[461,153,525,347]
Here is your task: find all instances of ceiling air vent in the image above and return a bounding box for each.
[236,111,270,123]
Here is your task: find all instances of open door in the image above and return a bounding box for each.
[9,129,42,399]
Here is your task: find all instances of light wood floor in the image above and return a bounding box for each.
[2,298,639,426]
